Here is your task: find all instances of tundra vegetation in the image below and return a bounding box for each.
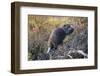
[28,15,88,60]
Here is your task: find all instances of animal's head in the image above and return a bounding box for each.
[62,24,74,35]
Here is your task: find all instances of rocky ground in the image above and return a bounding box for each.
[29,27,88,60]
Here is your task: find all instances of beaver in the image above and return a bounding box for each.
[47,24,74,53]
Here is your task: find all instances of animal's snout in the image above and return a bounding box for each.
[70,24,74,29]
[71,26,74,32]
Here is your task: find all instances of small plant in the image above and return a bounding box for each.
[28,40,48,60]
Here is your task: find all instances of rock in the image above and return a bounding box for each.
[67,50,87,59]
[71,27,88,53]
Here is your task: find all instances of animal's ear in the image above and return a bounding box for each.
[63,24,67,27]
[63,24,70,28]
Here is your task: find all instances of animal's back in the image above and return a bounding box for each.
[48,28,66,49]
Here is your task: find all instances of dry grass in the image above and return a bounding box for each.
[28,15,88,60]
